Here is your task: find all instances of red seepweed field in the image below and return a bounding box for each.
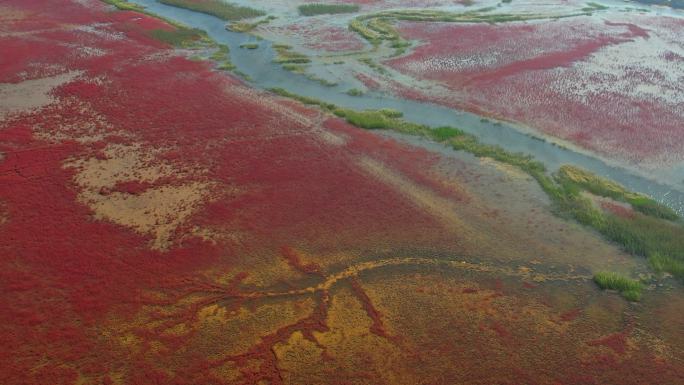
[385,13,684,170]
[2,1,684,384]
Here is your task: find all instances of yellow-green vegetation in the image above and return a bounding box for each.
[227,15,276,32]
[159,0,265,21]
[101,0,213,48]
[359,58,389,75]
[148,26,208,48]
[210,44,229,60]
[346,88,364,96]
[240,42,259,49]
[273,45,311,64]
[333,108,405,129]
[593,272,643,301]
[298,4,360,16]
[349,14,410,52]
[233,70,252,81]
[349,19,384,45]
[267,89,684,287]
[430,126,463,141]
[279,63,337,86]
[267,88,337,110]
[557,166,678,220]
[390,39,412,56]
[583,2,609,12]
[349,7,602,51]
[305,74,337,87]
[281,64,307,73]
[649,253,684,278]
[217,62,236,71]
[553,166,684,281]
[210,44,235,70]
[102,0,144,11]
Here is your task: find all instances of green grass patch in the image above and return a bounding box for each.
[349,19,383,45]
[628,196,679,221]
[281,64,307,73]
[390,39,411,56]
[148,27,206,47]
[299,4,360,16]
[227,15,275,32]
[305,74,337,87]
[583,2,609,11]
[209,44,230,60]
[217,62,236,70]
[233,70,252,81]
[210,44,236,70]
[346,88,364,96]
[240,42,259,49]
[348,7,598,50]
[431,126,464,142]
[273,45,311,64]
[359,58,389,75]
[102,0,145,11]
[333,108,404,129]
[593,272,643,301]
[649,253,684,278]
[557,166,678,220]
[159,0,265,21]
[268,88,337,111]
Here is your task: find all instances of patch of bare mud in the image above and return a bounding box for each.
[0,71,80,118]
[66,143,214,250]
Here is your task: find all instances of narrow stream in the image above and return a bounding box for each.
[128,0,684,214]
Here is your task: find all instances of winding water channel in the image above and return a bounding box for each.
[129,0,684,214]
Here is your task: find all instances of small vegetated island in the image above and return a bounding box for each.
[159,0,265,20]
[2,0,684,384]
[298,3,360,16]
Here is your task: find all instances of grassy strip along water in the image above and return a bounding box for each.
[299,4,360,16]
[267,88,684,290]
[159,0,265,21]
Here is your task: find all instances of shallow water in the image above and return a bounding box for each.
[631,0,684,10]
[128,0,684,214]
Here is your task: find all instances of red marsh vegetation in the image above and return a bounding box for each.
[1,1,684,384]
[386,15,684,167]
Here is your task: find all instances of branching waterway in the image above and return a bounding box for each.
[129,0,684,214]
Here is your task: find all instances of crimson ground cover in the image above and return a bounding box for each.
[2,1,684,384]
[386,14,684,167]
[0,1,453,382]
